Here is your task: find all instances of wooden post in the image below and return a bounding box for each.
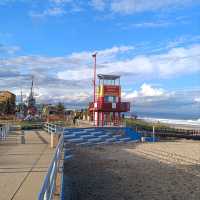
[50,131,54,148]
[21,130,25,144]
[50,125,59,148]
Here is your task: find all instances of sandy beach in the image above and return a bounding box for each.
[64,140,200,200]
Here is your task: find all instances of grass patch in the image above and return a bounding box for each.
[20,121,43,130]
[125,118,175,132]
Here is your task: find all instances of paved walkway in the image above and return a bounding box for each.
[0,130,55,200]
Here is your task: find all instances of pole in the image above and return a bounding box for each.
[92,53,97,103]
[92,53,97,126]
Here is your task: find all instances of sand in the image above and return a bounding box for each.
[63,140,200,200]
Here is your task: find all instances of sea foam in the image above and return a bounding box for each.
[139,117,200,127]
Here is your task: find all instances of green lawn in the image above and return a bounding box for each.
[125,118,175,132]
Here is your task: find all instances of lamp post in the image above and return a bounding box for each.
[92,53,97,103]
[92,52,97,125]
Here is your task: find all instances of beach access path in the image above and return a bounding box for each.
[0,130,54,200]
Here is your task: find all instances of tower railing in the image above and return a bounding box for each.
[89,102,130,112]
[93,119,126,127]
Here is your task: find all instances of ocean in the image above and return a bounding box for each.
[128,112,200,127]
[139,117,200,127]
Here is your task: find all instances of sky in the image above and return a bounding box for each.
[0,0,200,119]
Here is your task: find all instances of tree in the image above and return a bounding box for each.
[56,102,65,114]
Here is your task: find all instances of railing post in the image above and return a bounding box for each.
[47,123,49,132]
[50,124,59,148]
[3,126,6,140]
[0,127,2,140]
[153,125,155,142]
[50,125,54,148]
[21,130,25,144]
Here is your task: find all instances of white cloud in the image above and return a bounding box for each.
[59,44,200,81]
[194,97,200,103]
[57,68,93,80]
[110,0,197,14]
[90,0,106,11]
[44,7,66,16]
[29,0,78,18]
[124,83,166,99]
[58,45,134,80]
[30,7,66,18]
[139,83,165,97]
[68,45,134,62]
[0,44,199,107]
[50,0,72,4]
[131,21,172,28]
[0,44,21,54]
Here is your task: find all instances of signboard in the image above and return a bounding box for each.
[112,103,116,109]
[104,85,120,96]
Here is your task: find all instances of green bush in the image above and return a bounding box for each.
[20,121,42,130]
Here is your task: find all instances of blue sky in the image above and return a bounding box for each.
[0,0,200,119]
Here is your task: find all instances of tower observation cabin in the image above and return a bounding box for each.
[89,74,130,126]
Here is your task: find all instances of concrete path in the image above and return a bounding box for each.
[0,130,55,200]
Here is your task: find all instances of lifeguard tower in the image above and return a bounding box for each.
[89,74,130,126]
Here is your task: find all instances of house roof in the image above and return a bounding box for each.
[97,74,120,80]
[0,91,15,96]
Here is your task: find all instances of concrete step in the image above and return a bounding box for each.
[73,131,87,134]
[67,138,85,143]
[64,133,77,138]
[112,140,124,144]
[98,135,112,139]
[112,135,123,139]
[118,137,132,142]
[95,141,110,145]
[92,132,111,136]
[84,128,96,131]
[76,142,93,146]
[80,135,98,139]
[87,138,104,143]
[105,138,118,143]
[89,131,103,135]
[75,132,94,136]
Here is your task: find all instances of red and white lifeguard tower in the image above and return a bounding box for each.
[89,53,130,126]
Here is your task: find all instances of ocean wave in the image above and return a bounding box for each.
[139,117,200,126]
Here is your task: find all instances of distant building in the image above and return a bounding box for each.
[42,104,65,122]
[27,77,37,115]
[0,91,16,115]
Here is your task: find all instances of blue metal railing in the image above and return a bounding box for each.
[38,123,64,200]
[60,149,73,200]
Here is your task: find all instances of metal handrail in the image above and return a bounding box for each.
[0,123,10,140]
[38,123,64,200]
[43,122,64,135]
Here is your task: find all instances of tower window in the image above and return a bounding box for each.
[105,96,118,103]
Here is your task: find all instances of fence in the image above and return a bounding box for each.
[38,123,64,200]
[43,123,64,135]
[0,123,10,140]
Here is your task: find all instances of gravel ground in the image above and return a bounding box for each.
[63,141,200,200]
